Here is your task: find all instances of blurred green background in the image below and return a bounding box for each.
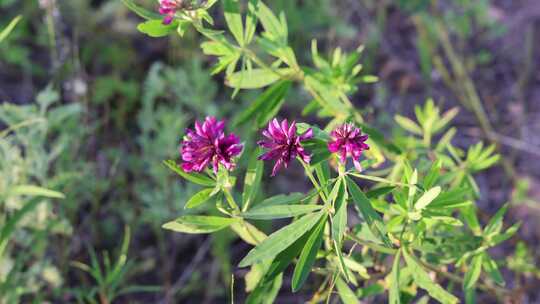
[1,0,539,303]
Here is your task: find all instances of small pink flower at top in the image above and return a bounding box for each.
[158,0,183,25]
[327,123,369,171]
[181,116,243,174]
[258,118,313,176]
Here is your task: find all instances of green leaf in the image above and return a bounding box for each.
[256,192,305,207]
[389,250,401,304]
[395,115,423,135]
[121,0,162,20]
[428,187,472,209]
[246,273,282,304]
[226,68,292,89]
[491,222,520,245]
[463,254,483,290]
[414,187,441,210]
[162,216,239,234]
[366,186,396,199]
[137,20,177,37]
[185,188,215,209]
[223,0,244,45]
[255,1,286,42]
[163,160,215,187]
[239,212,323,267]
[484,204,508,235]
[10,185,65,199]
[0,15,21,44]
[230,220,267,245]
[433,107,459,133]
[242,149,264,210]
[424,160,441,189]
[346,176,392,248]
[402,250,459,304]
[234,81,291,127]
[331,180,348,243]
[335,277,359,304]
[333,241,351,282]
[263,227,312,283]
[482,253,504,286]
[0,198,44,258]
[243,205,323,220]
[291,215,326,291]
[244,0,259,44]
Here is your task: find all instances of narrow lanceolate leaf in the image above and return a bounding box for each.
[482,253,504,286]
[484,204,508,235]
[223,0,244,45]
[242,149,264,211]
[239,212,323,267]
[242,205,323,220]
[163,160,215,187]
[244,0,259,44]
[10,185,65,199]
[335,278,359,304]
[234,81,291,127]
[162,216,239,234]
[256,192,305,207]
[226,68,292,89]
[395,115,423,135]
[0,16,21,43]
[331,180,348,243]
[292,215,327,291]
[121,0,162,20]
[415,187,441,210]
[346,177,392,248]
[185,188,214,209]
[366,186,396,199]
[246,273,283,304]
[230,220,267,246]
[464,254,484,290]
[389,250,401,304]
[333,241,351,282]
[263,227,313,283]
[0,198,44,258]
[402,250,459,304]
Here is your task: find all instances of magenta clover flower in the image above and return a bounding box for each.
[258,118,313,176]
[327,123,369,171]
[158,0,183,25]
[181,116,243,174]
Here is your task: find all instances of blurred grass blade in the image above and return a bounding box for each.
[10,185,65,199]
[0,15,21,44]
[0,198,44,258]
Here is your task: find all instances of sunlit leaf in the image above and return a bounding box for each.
[162,216,239,234]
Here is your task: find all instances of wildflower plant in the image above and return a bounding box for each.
[124,0,520,302]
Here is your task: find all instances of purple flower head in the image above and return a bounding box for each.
[181,116,243,174]
[258,118,313,176]
[327,123,369,171]
[158,0,183,24]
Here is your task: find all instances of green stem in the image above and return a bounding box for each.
[299,159,329,204]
